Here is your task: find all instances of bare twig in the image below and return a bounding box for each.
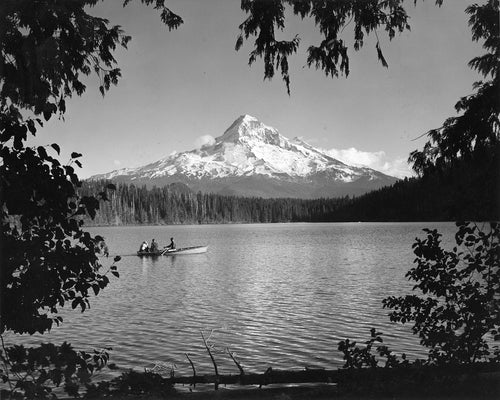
[185,353,196,388]
[226,348,244,376]
[201,330,219,390]
[0,335,14,391]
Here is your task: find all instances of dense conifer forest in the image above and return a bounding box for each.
[82,159,498,225]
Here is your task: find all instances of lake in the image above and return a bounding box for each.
[6,222,458,379]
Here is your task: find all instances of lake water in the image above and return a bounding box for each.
[6,222,458,379]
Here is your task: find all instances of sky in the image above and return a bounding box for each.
[32,0,484,179]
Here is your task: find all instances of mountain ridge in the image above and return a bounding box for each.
[91,115,397,198]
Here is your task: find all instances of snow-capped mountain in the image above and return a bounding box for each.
[91,115,397,198]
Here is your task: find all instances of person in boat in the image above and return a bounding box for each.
[140,241,149,252]
[150,239,158,253]
[165,237,176,251]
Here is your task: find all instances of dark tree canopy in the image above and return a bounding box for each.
[236,0,443,93]
[409,0,499,175]
[0,3,183,396]
[0,0,182,335]
[0,0,182,122]
[383,222,500,364]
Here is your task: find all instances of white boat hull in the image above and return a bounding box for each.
[137,245,208,257]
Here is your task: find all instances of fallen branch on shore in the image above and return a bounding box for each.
[85,361,500,398]
[165,367,337,387]
[159,363,500,392]
[141,331,500,394]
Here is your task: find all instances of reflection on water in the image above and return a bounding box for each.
[140,254,178,272]
[6,222,457,376]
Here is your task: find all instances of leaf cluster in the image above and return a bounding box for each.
[86,370,175,398]
[235,0,441,94]
[1,115,121,334]
[124,0,183,30]
[0,2,172,398]
[0,0,178,336]
[383,222,500,364]
[338,328,409,369]
[0,1,183,120]
[0,0,130,120]
[0,342,110,399]
[410,0,499,175]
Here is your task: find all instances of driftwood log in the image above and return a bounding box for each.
[151,332,500,392]
[166,367,338,386]
[163,363,500,391]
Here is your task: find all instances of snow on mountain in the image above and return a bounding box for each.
[91,115,397,198]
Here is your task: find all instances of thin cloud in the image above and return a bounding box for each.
[195,134,215,149]
[327,147,414,178]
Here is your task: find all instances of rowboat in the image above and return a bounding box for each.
[137,245,208,257]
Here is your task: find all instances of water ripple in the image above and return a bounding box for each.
[5,223,457,375]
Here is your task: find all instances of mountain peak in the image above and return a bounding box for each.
[90,114,398,199]
[239,114,258,123]
[218,114,282,146]
[224,114,260,130]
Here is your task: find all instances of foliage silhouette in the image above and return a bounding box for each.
[0,0,176,336]
[85,370,175,398]
[409,0,499,176]
[383,222,500,364]
[0,139,121,334]
[0,341,110,399]
[338,328,409,369]
[236,0,443,94]
[387,2,500,366]
[0,1,181,398]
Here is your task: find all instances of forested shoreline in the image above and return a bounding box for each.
[82,159,498,226]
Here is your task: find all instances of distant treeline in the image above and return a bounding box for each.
[81,159,498,225]
[80,181,348,225]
